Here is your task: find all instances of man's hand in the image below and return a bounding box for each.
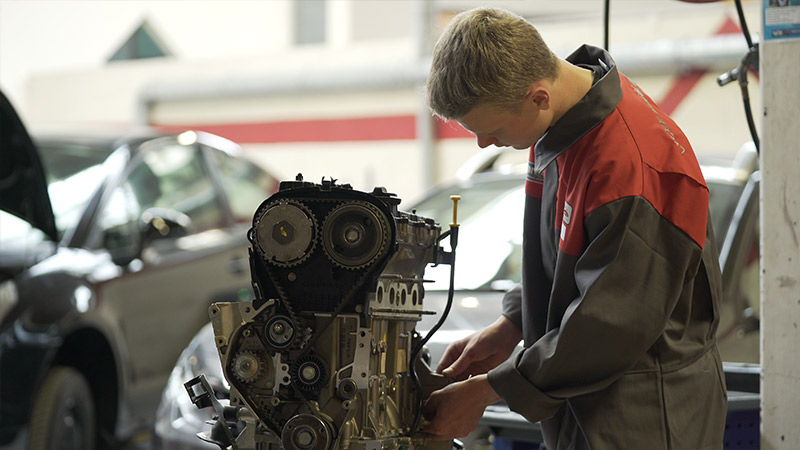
[437,316,522,381]
[422,374,501,440]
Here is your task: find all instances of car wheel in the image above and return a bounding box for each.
[28,366,96,450]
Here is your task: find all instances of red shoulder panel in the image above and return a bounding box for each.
[555,75,709,255]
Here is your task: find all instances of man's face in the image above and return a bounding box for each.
[457,98,551,150]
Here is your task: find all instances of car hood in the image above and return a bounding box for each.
[417,289,508,366]
[0,91,57,241]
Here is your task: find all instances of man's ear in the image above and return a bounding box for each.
[526,84,550,111]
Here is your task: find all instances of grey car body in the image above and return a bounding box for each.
[0,91,278,449]
[414,148,761,447]
[415,147,761,367]
[153,146,761,448]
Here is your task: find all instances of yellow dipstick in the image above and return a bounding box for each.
[450,195,461,227]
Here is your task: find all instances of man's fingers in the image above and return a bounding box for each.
[429,433,452,442]
[422,396,438,417]
[421,415,451,441]
[421,412,447,440]
[436,343,463,374]
[441,353,471,380]
[441,365,457,378]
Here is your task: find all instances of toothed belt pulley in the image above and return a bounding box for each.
[322,201,390,270]
[291,354,328,391]
[232,350,267,383]
[254,201,316,267]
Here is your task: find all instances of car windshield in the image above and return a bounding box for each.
[707,179,745,248]
[412,177,525,291]
[413,174,744,292]
[0,140,115,248]
[44,142,119,235]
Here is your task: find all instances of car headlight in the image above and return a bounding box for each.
[155,322,229,441]
[0,280,18,324]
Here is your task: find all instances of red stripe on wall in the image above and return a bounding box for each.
[658,68,707,116]
[157,115,417,144]
[657,17,742,115]
[156,115,476,144]
[716,16,742,35]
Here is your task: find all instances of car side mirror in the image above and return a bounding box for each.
[103,208,192,266]
[140,207,192,242]
[105,224,140,267]
[105,208,192,267]
[740,307,760,334]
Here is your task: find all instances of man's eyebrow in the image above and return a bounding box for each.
[458,122,496,136]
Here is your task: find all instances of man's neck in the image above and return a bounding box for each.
[549,59,595,124]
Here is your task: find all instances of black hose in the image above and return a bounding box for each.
[718,0,760,152]
[603,0,610,51]
[734,0,760,152]
[408,226,459,436]
[734,0,754,49]
[740,78,760,151]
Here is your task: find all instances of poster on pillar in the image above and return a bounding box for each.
[764,0,800,39]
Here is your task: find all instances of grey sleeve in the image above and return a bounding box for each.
[488,196,705,423]
[501,284,523,331]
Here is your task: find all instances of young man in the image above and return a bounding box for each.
[422,7,727,450]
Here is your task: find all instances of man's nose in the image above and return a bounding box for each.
[477,135,497,148]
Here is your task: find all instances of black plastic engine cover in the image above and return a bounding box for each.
[248,178,398,316]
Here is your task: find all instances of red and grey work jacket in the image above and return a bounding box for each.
[488,45,727,450]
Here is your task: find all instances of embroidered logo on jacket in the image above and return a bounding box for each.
[561,201,573,241]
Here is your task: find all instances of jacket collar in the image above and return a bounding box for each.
[533,45,622,175]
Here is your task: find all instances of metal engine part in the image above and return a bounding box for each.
[192,176,456,450]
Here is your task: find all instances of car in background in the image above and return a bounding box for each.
[412,146,761,448]
[153,145,761,449]
[0,91,279,450]
[414,145,761,366]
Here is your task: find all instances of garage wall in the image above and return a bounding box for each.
[3,0,763,201]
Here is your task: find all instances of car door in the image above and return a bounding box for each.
[0,91,57,241]
[717,171,760,364]
[92,137,252,412]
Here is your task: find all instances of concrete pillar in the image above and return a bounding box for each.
[415,0,436,192]
[759,15,800,450]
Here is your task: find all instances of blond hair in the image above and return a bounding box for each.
[426,7,558,120]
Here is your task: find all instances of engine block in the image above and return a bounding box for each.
[197,177,454,450]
